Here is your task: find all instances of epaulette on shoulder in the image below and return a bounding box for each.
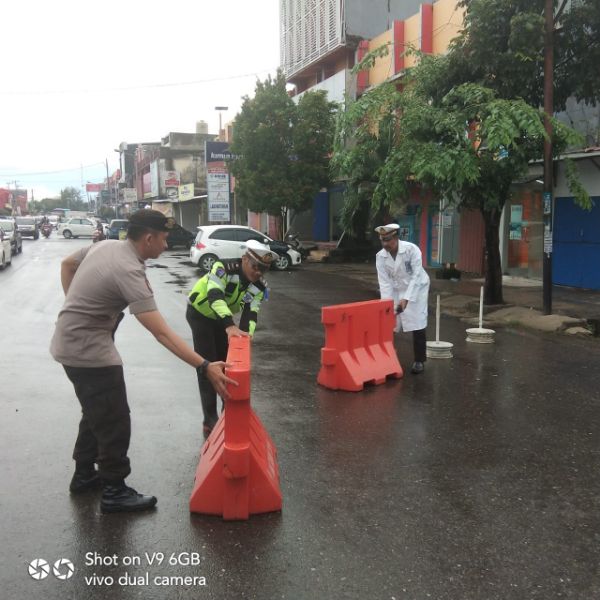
[221,258,241,274]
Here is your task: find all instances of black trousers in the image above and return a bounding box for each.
[412,328,427,362]
[64,365,131,482]
[186,305,228,429]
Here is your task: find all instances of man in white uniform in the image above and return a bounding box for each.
[375,223,430,374]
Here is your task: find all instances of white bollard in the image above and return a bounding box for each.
[426,295,454,358]
[466,286,495,343]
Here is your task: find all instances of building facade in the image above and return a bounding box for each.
[129,123,217,232]
[280,0,425,242]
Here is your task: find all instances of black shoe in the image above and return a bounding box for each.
[69,466,101,494]
[100,482,157,514]
[411,361,425,375]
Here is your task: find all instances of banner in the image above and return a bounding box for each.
[150,161,159,198]
[86,183,103,192]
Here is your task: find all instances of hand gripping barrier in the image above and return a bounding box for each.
[317,299,403,391]
[189,336,282,520]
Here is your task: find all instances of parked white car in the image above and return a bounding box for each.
[0,218,23,254]
[57,217,97,238]
[189,225,302,271]
[0,228,12,270]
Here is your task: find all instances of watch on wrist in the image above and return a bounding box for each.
[198,359,210,374]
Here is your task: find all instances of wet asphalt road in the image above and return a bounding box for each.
[1,236,600,600]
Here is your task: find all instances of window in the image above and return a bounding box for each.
[209,229,238,241]
[236,228,267,243]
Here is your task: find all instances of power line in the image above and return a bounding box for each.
[0,162,106,177]
[0,69,276,97]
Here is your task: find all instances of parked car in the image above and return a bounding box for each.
[0,218,23,255]
[56,217,97,238]
[0,228,12,270]
[189,225,302,271]
[15,216,39,239]
[107,219,129,240]
[167,224,195,249]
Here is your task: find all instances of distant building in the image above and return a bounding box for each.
[0,188,28,214]
[125,122,221,232]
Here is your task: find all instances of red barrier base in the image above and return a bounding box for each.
[189,411,282,520]
[317,344,403,391]
[317,299,403,392]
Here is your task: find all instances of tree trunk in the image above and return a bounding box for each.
[481,207,504,305]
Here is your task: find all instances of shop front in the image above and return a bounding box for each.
[503,190,544,279]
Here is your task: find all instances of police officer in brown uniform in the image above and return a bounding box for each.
[50,209,234,513]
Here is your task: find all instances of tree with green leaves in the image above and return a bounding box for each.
[333,0,598,304]
[333,50,588,303]
[229,71,337,237]
[60,186,86,211]
[444,0,600,111]
[30,188,89,214]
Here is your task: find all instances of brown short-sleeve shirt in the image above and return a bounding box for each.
[50,240,157,367]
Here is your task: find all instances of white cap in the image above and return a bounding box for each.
[374,223,400,235]
[244,239,278,267]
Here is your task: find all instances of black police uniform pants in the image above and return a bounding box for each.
[412,328,427,363]
[64,365,131,482]
[186,305,228,429]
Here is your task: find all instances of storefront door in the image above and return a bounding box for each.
[506,191,543,279]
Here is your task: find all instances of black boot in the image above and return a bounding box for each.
[100,481,157,514]
[69,464,101,494]
[411,361,425,375]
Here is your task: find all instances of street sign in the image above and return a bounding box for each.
[544,230,553,254]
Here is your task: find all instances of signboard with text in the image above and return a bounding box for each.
[205,141,238,163]
[178,183,194,202]
[123,188,137,203]
[163,170,180,202]
[207,168,230,221]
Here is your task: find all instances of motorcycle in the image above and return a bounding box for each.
[41,223,52,238]
[92,225,106,243]
[284,232,316,260]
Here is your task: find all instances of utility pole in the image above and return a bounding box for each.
[542,0,554,315]
[105,158,110,214]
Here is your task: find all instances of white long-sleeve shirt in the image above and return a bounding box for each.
[376,241,430,332]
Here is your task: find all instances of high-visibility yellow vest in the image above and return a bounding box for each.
[188,259,266,335]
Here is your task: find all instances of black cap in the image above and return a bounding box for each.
[128,209,175,232]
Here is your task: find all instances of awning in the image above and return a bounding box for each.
[152,195,207,203]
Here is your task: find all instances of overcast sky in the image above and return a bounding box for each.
[0,0,280,200]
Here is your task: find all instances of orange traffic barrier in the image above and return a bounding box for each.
[317,299,403,391]
[189,336,282,520]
